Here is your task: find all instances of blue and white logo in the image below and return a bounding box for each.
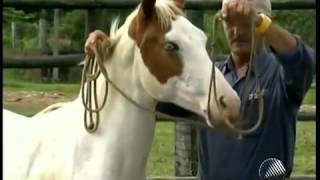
[259,158,286,180]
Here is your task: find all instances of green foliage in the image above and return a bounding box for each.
[3,32,12,47]
[20,37,38,53]
[272,10,315,48]
[4,69,28,81]
[21,22,39,39]
[204,11,230,55]
[3,8,37,24]
[59,10,86,52]
[203,9,316,55]
[3,15,38,49]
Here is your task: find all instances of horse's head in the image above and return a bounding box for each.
[127,0,241,128]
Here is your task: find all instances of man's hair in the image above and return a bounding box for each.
[222,0,272,16]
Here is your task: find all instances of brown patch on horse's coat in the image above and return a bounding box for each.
[128,2,184,84]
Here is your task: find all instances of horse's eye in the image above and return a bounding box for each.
[164,42,179,52]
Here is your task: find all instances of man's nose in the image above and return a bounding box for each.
[233,27,239,36]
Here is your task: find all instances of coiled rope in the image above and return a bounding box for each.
[208,11,264,138]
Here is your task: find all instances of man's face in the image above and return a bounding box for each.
[223,19,255,56]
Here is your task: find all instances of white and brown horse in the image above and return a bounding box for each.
[3,0,240,179]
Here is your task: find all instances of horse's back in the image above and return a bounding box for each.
[3,109,38,180]
[3,101,83,180]
[3,109,29,120]
[3,109,36,137]
[3,109,34,140]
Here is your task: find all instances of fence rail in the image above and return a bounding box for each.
[3,54,228,68]
[298,105,316,121]
[3,0,315,10]
[3,54,85,68]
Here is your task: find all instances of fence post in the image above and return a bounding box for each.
[11,21,17,49]
[38,9,50,81]
[38,10,48,51]
[52,8,60,82]
[174,10,204,177]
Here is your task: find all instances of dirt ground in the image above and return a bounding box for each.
[4,90,75,108]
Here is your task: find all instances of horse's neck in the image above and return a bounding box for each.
[90,93,155,180]
[75,37,156,180]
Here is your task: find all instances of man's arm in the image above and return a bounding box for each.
[259,20,297,53]
[257,16,315,106]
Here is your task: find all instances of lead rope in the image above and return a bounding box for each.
[208,11,264,138]
[81,43,109,133]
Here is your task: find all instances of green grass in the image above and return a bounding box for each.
[147,123,175,176]
[3,81,316,176]
[4,103,46,117]
[294,121,316,174]
[295,74,316,176]
[303,86,316,104]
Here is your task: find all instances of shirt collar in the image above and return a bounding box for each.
[223,46,271,77]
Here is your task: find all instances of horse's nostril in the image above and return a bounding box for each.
[219,96,227,109]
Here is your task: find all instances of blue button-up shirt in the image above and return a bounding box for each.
[198,36,315,180]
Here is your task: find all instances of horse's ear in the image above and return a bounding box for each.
[141,0,156,19]
[128,0,156,44]
[175,0,185,10]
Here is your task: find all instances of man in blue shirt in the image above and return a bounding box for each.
[198,0,315,179]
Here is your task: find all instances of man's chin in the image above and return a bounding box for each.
[231,47,251,57]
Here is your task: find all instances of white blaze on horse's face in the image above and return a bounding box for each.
[155,17,215,115]
[129,0,241,128]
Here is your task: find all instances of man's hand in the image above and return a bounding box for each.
[85,30,109,56]
[220,0,297,53]
[220,0,261,27]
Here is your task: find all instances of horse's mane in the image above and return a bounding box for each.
[108,0,183,47]
[153,0,183,29]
